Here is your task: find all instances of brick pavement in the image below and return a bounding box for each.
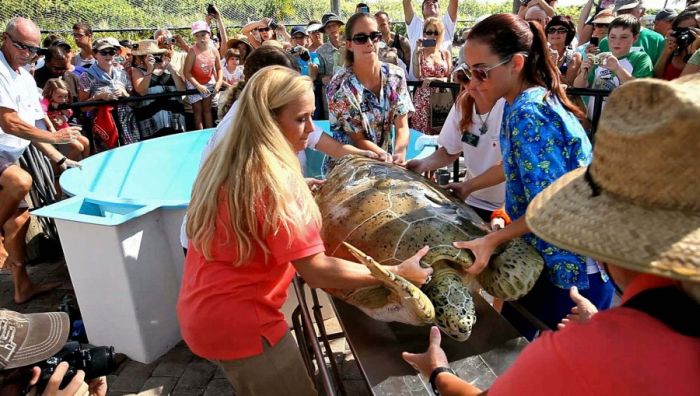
[1,259,369,396]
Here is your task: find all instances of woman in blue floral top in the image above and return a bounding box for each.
[324,13,414,174]
[451,13,613,339]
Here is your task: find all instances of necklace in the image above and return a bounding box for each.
[475,109,492,135]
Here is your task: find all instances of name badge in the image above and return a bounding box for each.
[461,132,480,147]
[360,102,370,113]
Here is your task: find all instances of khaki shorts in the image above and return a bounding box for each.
[215,331,317,396]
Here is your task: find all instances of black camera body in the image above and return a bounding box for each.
[165,37,177,45]
[269,19,279,31]
[290,45,311,62]
[154,55,163,64]
[34,341,116,394]
[207,3,218,16]
[671,28,694,53]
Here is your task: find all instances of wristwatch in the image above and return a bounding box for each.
[429,366,456,395]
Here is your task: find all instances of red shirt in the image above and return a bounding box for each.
[489,274,700,395]
[177,199,325,360]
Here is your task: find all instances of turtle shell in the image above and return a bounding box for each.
[315,156,544,340]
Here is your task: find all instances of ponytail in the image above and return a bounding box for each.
[457,90,476,133]
[525,21,584,119]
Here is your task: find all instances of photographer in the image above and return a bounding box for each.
[653,9,700,80]
[288,27,320,80]
[0,310,107,396]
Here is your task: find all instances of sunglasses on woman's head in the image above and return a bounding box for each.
[547,27,568,34]
[351,31,382,44]
[452,64,470,84]
[423,30,439,36]
[98,49,117,56]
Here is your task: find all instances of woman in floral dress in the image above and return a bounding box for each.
[411,17,452,135]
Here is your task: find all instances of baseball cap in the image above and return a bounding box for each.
[614,0,642,13]
[50,40,72,52]
[191,20,211,35]
[290,26,309,37]
[654,8,678,22]
[92,38,117,52]
[0,310,70,370]
[307,23,323,33]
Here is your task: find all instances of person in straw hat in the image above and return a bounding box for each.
[402,75,700,396]
[129,39,186,139]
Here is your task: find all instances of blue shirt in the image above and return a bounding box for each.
[501,87,597,289]
[297,52,321,77]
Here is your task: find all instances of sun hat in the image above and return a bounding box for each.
[226,34,252,52]
[0,310,70,370]
[592,9,615,24]
[290,26,309,37]
[131,39,167,56]
[260,39,284,49]
[92,38,117,52]
[191,20,211,35]
[321,13,344,33]
[307,23,323,33]
[526,74,700,283]
[613,0,642,13]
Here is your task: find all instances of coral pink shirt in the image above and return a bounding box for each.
[489,273,700,395]
[177,198,325,360]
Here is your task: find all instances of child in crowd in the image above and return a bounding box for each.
[184,20,223,130]
[573,15,653,120]
[221,49,244,87]
[42,78,90,161]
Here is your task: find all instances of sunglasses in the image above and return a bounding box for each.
[98,49,117,56]
[351,31,382,44]
[547,27,568,34]
[463,54,522,82]
[257,27,271,32]
[292,35,307,39]
[423,30,439,36]
[594,23,610,29]
[6,34,42,54]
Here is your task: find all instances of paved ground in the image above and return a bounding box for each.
[1,259,368,396]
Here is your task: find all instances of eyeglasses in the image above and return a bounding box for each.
[463,54,525,81]
[98,49,117,56]
[5,34,42,54]
[351,31,382,44]
[423,30,439,36]
[593,23,610,29]
[292,35,306,39]
[547,27,568,34]
[257,27,271,32]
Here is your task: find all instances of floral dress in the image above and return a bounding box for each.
[324,62,414,174]
[411,50,449,135]
[501,87,607,289]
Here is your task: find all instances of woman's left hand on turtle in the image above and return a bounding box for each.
[402,326,450,377]
[453,235,498,275]
[392,245,432,285]
[359,150,380,159]
[393,152,407,166]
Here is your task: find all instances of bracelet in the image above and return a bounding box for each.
[429,366,456,395]
[56,157,67,166]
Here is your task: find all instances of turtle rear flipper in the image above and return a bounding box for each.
[343,242,435,325]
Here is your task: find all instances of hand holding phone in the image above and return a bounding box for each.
[422,39,436,48]
[590,37,599,46]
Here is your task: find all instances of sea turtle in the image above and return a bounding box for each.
[315,156,544,341]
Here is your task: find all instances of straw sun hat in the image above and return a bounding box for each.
[526,74,700,283]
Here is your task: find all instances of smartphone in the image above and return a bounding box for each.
[358,5,370,14]
[590,37,599,46]
[422,39,436,48]
[207,4,217,16]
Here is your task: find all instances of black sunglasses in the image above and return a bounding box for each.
[98,49,117,56]
[6,34,42,54]
[351,31,382,44]
[594,23,610,29]
[257,27,271,32]
[547,27,568,34]
[423,30,439,36]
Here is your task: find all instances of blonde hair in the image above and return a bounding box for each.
[423,17,445,46]
[42,78,69,101]
[187,65,320,264]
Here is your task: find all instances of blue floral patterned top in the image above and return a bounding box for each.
[501,87,603,289]
[323,62,414,173]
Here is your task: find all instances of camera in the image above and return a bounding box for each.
[207,3,218,16]
[671,28,694,53]
[520,0,530,5]
[589,36,599,47]
[154,55,163,63]
[34,341,116,394]
[290,45,311,62]
[165,37,177,45]
[422,39,436,48]
[269,19,279,31]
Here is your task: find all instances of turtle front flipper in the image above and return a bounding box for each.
[343,242,435,325]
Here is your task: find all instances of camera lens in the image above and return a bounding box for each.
[80,346,117,379]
